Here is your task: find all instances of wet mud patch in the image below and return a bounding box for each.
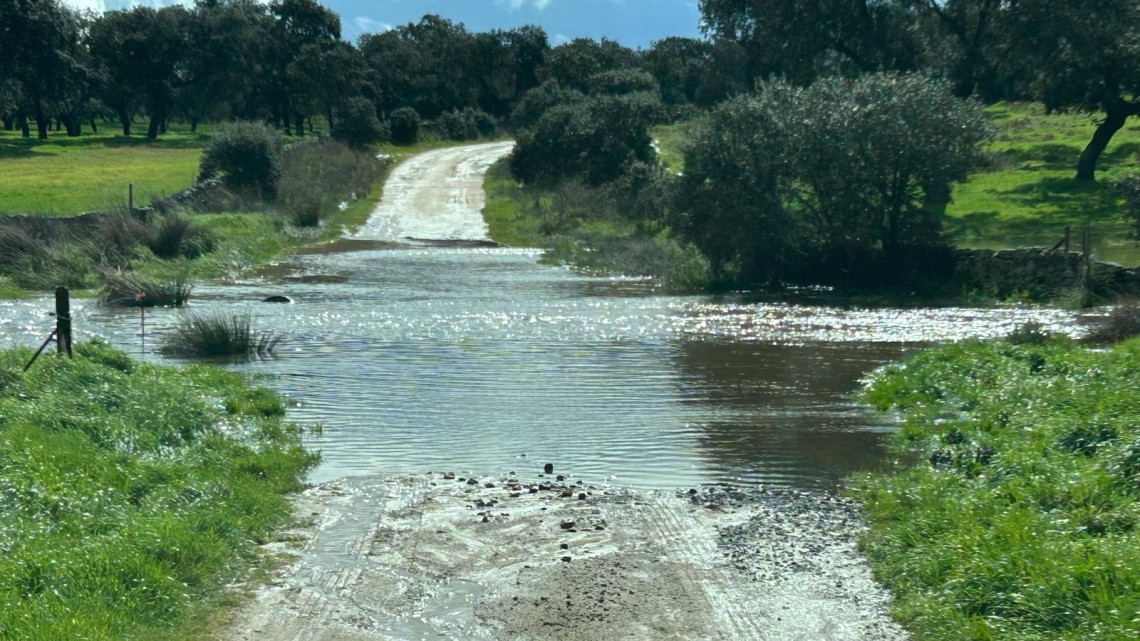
[220,474,908,641]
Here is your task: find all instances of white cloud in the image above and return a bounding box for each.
[497,0,554,11]
[355,17,394,34]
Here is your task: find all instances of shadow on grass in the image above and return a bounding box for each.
[0,132,207,158]
[947,176,1125,242]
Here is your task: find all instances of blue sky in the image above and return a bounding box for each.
[61,0,705,49]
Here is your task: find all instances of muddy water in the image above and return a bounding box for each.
[0,246,1079,490]
[0,142,1083,491]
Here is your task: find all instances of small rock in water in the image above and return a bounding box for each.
[556,475,566,481]
[262,295,293,303]
[561,556,572,563]
[543,463,554,474]
[578,493,587,500]
[559,520,576,530]
[560,543,569,550]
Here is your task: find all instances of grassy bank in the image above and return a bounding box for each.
[0,341,317,640]
[482,160,710,291]
[853,334,1140,640]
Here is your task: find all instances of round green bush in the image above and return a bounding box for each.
[197,121,284,201]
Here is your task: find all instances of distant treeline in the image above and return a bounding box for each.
[4,0,1138,291]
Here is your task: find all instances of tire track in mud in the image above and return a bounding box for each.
[220,476,908,641]
[638,495,767,639]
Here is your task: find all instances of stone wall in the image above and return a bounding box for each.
[955,248,1140,299]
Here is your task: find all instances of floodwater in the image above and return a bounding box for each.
[0,143,1084,491]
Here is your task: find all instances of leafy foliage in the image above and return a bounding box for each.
[676,73,990,287]
[198,121,284,201]
[510,90,665,186]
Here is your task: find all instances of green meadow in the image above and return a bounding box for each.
[946,103,1140,266]
[0,128,207,216]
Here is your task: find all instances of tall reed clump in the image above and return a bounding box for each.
[0,340,317,639]
[160,310,281,358]
[853,333,1140,641]
[276,139,385,227]
[100,267,192,307]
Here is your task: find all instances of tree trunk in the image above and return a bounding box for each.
[18,113,29,137]
[1,115,12,130]
[118,107,131,136]
[190,117,198,133]
[147,102,165,140]
[294,112,305,136]
[65,115,81,136]
[33,96,48,140]
[1076,100,1139,181]
[89,118,98,133]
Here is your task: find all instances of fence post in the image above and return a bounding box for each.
[55,287,72,358]
[128,183,134,217]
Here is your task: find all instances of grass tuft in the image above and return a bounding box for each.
[100,268,192,307]
[160,310,282,359]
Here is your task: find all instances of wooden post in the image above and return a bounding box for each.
[1083,220,1092,304]
[128,183,134,217]
[1063,226,1070,253]
[55,287,72,357]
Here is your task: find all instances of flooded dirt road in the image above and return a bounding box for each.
[217,143,912,640]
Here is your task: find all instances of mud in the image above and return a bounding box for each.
[219,473,907,641]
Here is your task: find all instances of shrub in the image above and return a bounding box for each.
[160,311,281,358]
[389,107,421,145]
[146,215,218,260]
[91,212,148,267]
[99,269,192,307]
[197,121,284,201]
[277,139,385,227]
[676,73,990,288]
[0,225,47,268]
[333,97,391,150]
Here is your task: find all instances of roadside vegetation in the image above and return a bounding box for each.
[852,323,1140,640]
[0,340,317,640]
[160,310,282,359]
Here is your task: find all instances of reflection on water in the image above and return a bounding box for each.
[0,247,1081,490]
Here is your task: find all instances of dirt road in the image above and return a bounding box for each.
[218,144,908,640]
[352,142,515,243]
[221,474,907,641]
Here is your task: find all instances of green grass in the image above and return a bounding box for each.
[0,340,317,640]
[0,126,208,216]
[947,102,1140,266]
[651,122,690,175]
[483,159,711,290]
[853,335,1140,641]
